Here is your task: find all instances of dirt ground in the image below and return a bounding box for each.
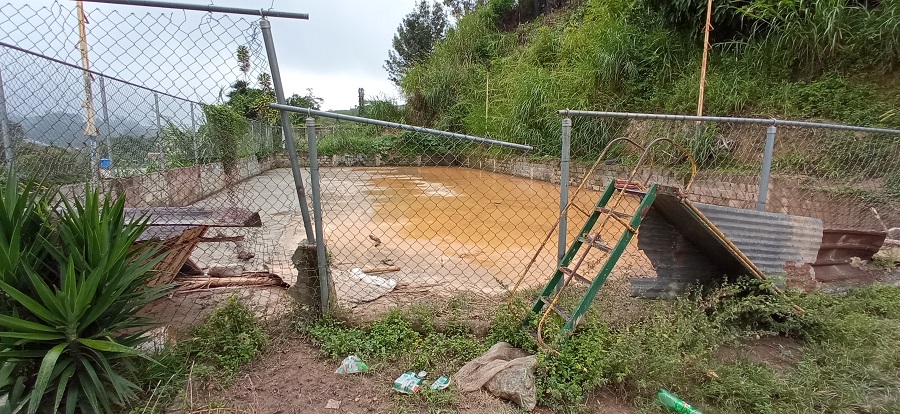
[209,338,535,414]
[200,336,640,414]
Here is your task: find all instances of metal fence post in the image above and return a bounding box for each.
[190,102,199,166]
[757,124,777,211]
[306,116,329,312]
[259,18,315,242]
[99,76,114,176]
[559,117,572,262]
[154,93,165,169]
[0,64,12,167]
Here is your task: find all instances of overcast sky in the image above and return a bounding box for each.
[0,0,419,111]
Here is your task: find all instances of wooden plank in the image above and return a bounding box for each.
[125,207,262,227]
[361,266,401,274]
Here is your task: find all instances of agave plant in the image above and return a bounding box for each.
[0,171,167,414]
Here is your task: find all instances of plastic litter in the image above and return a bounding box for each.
[349,267,397,290]
[430,375,451,390]
[392,371,424,394]
[335,355,369,374]
[658,389,703,414]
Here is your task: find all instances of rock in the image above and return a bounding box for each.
[325,399,340,410]
[484,355,538,411]
[455,342,537,411]
[237,250,255,261]
[887,227,900,240]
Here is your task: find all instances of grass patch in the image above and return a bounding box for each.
[125,297,269,413]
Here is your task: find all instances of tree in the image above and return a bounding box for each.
[287,89,324,124]
[442,0,485,18]
[384,1,448,86]
[258,73,273,94]
[236,45,251,78]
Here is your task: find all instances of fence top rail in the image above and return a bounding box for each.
[557,110,900,135]
[0,41,201,105]
[76,0,309,20]
[271,103,534,151]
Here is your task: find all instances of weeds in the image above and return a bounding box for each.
[125,297,268,413]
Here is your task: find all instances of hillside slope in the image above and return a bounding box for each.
[401,0,900,156]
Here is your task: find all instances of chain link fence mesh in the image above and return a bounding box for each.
[2,2,898,334]
[0,2,292,333]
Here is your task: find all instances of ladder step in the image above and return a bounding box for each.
[614,179,648,197]
[595,207,632,219]
[577,235,612,253]
[539,296,571,320]
[560,267,592,285]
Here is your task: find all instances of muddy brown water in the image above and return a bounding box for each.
[177,167,653,319]
[308,167,651,306]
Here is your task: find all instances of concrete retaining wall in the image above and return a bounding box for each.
[59,156,276,208]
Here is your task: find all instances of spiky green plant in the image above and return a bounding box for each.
[0,170,167,414]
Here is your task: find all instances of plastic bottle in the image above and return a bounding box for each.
[657,389,703,414]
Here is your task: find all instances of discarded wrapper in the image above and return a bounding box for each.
[430,375,451,390]
[392,371,423,394]
[335,355,369,374]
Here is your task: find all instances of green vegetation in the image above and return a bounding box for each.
[299,307,484,375]
[297,278,900,413]
[125,297,269,413]
[399,0,900,159]
[0,171,166,413]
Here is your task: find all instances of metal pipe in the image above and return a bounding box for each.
[76,0,309,19]
[154,93,166,169]
[306,117,330,312]
[757,125,776,211]
[557,110,900,135]
[99,76,114,174]
[271,103,534,151]
[0,41,200,105]
[558,117,572,262]
[0,64,12,166]
[190,102,198,166]
[260,18,314,242]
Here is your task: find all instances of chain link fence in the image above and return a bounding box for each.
[0,2,294,333]
[3,1,898,333]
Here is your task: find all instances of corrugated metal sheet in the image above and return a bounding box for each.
[630,189,824,298]
[812,229,885,283]
[694,203,823,275]
[632,209,723,298]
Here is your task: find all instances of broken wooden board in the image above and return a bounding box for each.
[125,207,262,228]
[174,272,289,292]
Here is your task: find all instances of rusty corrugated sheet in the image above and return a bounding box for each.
[694,203,823,275]
[812,229,885,283]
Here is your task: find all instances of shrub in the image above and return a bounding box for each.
[0,171,167,414]
[187,297,269,377]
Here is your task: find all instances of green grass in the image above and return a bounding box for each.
[300,279,900,413]
[124,297,269,413]
[399,0,900,165]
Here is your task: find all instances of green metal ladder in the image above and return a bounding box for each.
[531,179,659,334]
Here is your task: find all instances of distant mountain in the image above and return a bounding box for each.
[9,112,154,148]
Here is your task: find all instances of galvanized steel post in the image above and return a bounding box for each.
[259,18,315,242]
[306,117,330,312]
[757,124,777,211]
[154,93,165,169]
[190,102,198,166]
[559,117,572,262]
[99,76,114,174]
[0,64,12,166]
